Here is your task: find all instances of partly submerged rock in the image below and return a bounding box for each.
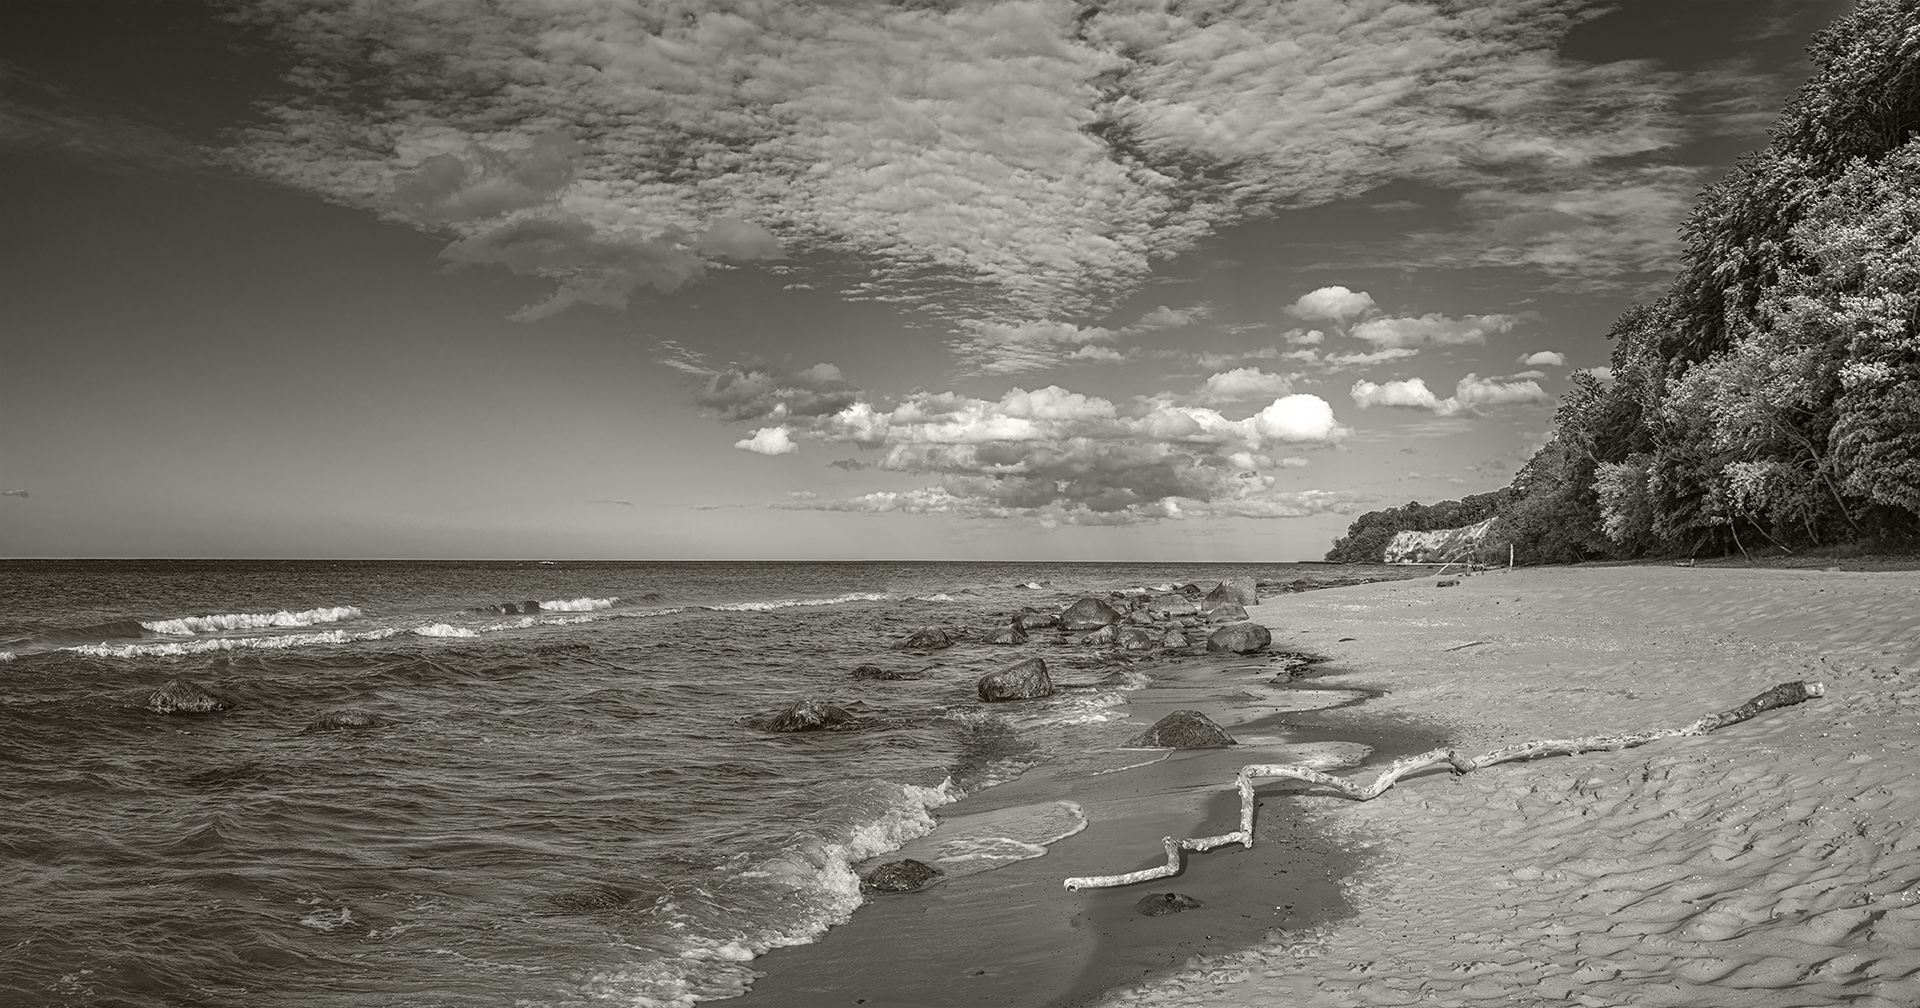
[759,699,860,732]
[1130,709,1235,748]
[1136,892,1204,916]
[896,626,953,650]
[147,679,233,714]
[534,885,634,915]
[1117,626,1162,651]
[979,657,1053,702]
[982,623,1028,645]
[1206,622,1272,654]
[1077,624,1118,646]
[1149,594,1199,617]
[851,664,927,681]
[1058,597,1123,632]
[304,709,385,732]
[1016,611,1057,630]
[862,858,943,893]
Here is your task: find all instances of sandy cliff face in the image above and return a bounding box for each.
[1383,517,1495,563]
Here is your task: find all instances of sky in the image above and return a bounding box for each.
[0,0,1854,560]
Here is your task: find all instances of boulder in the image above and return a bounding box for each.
[1059,597,1123,631]
[1117,626,1161,651]
[147,679,232,714]
[1136,892,1204,917]
[1161,628,1189,648]
[1127,610,1160,626]
[1016,611,1057,630]
[851,664,926,681]
[979,658,1053,702]
[1077,624,1118,646]
[761,699,860,732]
[304,709,385,732]
[1205,576,1259,609]
[862,858,943,893]
[1130,709,1236,748]
[1149,594,1199,617]
[896,627,952,650]
[1204,601,1248,622]
[1436,579,1460,588]
[1175,582,1213,600]
[982,623,1029,645]
[1206,622,1272,654]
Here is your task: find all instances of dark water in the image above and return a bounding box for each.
[0,560,1407,1007]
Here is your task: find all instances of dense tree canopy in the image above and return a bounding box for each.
[1331,0,1920,564]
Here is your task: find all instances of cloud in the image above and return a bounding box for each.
[1350,373,1552,416]
[1349,313,1523,349]
[1321,348,1422,369]
[1195,367,1295,404]
[1,489,26,498]
[1285,329,1326,346]
[735,427,799,455]
[225,0,1791,325]
[827,458,870,471]
[757,382,1350,524]
[595,498,634,506]
[950,319,1119,375]
[1134,304,1211,329]
[692,363,859,424]
[1288,286,1377,322]
[1581,366,1617,383]
[781,485,1368,527]
[1520,350,1569,366]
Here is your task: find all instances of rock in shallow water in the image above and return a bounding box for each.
[147,679,233,714]
[759,698,860,731]
[982,623,1028,645]
[861,858,943,893]
[305,709,385,732]
[978,657,1053,702]
[1117,626,1162,651]
[1059,597,1123,631]
[897,627,952,650]
[1136,892,1204,916]
[1130,709,1235,748]
[850,664,925,681]
[1206,622,1272,654]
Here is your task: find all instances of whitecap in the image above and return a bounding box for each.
[539,597,618,612]
[411,623,479,638]
[64,628,399,658]
[706,592,889,612]
[141,606,364,635]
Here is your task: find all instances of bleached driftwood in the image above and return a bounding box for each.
[1063,680,1825,890]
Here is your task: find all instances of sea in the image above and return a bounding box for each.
[0,559,1408,1008]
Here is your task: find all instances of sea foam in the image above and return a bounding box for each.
[539,597,618,612]
[65,627,400,658]
[141,606,364,635]
[705,592,890,612]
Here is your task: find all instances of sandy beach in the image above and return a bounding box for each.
[741,562,1920,1007]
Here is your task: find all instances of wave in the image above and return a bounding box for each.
[594,777,960,1006]
[411,624,480,638]
[539,597,618,612]
[911,593,955,602]
[704,592,890,613]
[140,606,364,636]
[0,651,13,662]
[65,628,401,658]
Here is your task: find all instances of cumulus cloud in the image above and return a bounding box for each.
[1285,328,1326,346]
[1195,367,1295,404]
[735,427,799,455]
[692,363,859,424]
[1350,374,1552,416]
[1288,287,1377,323]
[761,383,1350,525]
[1134,304,1211,329]
[1521,350,1569,366]
[224,0,1791,327]
[1349,313,1524,349]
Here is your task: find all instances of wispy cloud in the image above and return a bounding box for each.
[225,0,1788,334]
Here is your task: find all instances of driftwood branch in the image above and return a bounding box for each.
[1063,680,1825,890]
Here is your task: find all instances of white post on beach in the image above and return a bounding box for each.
[1509,543,1514,571]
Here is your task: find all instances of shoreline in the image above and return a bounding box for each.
[735,597,1449,1008]
[738,563,1920,1008]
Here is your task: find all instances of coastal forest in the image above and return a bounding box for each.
[1331,0,1920,565]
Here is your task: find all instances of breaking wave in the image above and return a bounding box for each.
[539,597,618,612]
[705,593,890,612]
[65,628,400,658]
[140,606,364,635]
